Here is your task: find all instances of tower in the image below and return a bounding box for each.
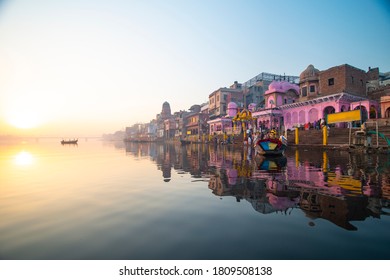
[161,101,171,120]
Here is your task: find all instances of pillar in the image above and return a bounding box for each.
[295,127,299,144]
[323,125,328,145]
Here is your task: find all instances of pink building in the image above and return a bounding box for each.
[208,101,238,135]
[253,80,300,131]
[208,64,381,135]
[253,64,379,131]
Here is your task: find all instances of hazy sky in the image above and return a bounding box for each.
[1,0,389,137]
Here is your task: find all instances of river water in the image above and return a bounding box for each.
[1,139,389,260]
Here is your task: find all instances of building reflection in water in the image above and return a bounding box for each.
[122,141,390,231]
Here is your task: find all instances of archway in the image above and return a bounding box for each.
[308,108,318,123]
[323,106,336,119]
[369,105,377,119]
[355,105,368,122]
[292,112,298,125]
[272,118,279,130]
[285,112,291,124]
[386,107,390,118]
[299,110,305,125]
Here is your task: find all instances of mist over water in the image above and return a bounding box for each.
[1,139,389,260]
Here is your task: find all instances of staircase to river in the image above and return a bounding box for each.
[286,126,390,147]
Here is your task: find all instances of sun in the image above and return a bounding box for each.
[7,114,41,129]
[3,99,45,130]
[5,111,42,129]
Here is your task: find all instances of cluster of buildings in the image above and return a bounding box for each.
[124,63,390,142]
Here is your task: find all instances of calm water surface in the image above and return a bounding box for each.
[1,139,389,260]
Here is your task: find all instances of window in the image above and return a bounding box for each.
[217,95,219,102]
[328,78,334,86]
[310,85,315,93]
[351,76,354,84]
[301,86,307,97]
[360,79,364,86]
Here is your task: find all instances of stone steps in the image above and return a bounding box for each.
[286,126,390,147]
[213,125,390,147]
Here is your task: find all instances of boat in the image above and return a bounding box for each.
[61,139,78,144]
[254,131,287,156]
[255,138,286,156]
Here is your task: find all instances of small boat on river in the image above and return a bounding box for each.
[254,130,287,156]
[255,139,286,156]
[61,139,78,144]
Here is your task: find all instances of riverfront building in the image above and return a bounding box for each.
[124,64,388,142]
[207,72,299,135]
[255,64,381,131]
[208,64,385,136]
[208,81,244,119]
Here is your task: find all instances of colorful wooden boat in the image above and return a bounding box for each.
[255,137,286,156]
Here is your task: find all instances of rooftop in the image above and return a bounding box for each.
[242,72,299,88]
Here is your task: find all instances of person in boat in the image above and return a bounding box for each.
[254,129,276,155]
[268,129,277,139]
[279,134,288,146]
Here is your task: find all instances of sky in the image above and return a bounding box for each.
[0,0,389,137]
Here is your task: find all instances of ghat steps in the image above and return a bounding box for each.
[286,126,390,147]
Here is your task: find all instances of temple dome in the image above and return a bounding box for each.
[227,102,237,109]
[265,81,299,95]
[227,102,238,117]
[248,103,257,112]
[267,81,280,92]
[300,64,319,81]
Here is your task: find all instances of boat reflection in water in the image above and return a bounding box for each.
[124,142,390,231]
